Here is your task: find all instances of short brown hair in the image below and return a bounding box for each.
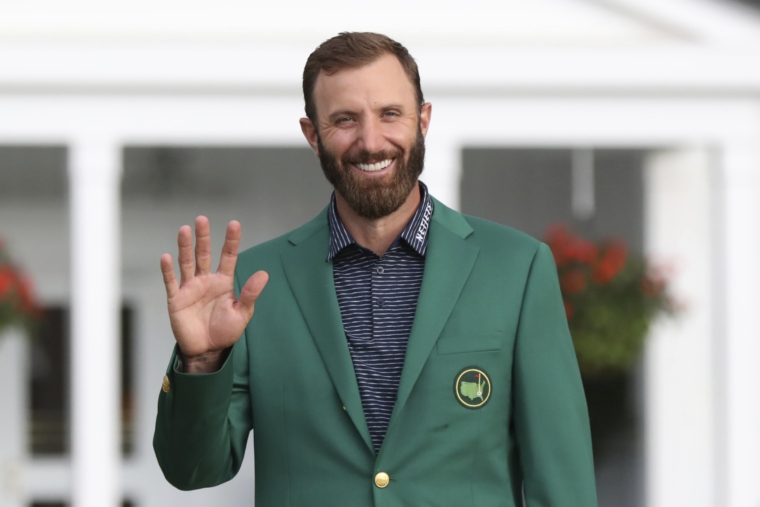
[302,32,424,123]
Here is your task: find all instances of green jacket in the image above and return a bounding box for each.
[154,198,597,507]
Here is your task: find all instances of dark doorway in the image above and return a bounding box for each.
[29,306,135,456]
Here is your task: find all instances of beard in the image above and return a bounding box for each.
[318,125,426,220]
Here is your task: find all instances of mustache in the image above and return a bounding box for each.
[342,149,402,166]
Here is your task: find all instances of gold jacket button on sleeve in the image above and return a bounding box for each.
[342,405,347,411]
[162,375,171,393]
[374,472,390,488]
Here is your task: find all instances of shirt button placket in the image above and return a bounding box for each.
[373,261,385,318]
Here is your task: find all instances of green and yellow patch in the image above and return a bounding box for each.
[454,367,491,409]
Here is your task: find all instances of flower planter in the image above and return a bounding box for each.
[544,225,679,378]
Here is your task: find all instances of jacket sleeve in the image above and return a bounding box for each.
[152,277,253,490]
[512,242,598,507]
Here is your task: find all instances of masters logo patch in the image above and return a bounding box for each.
[454,367,492,409]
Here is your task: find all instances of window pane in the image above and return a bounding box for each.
[29,306,134,456]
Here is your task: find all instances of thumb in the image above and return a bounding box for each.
[237,270,269,317]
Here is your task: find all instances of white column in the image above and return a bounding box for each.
[571,148,595,220]
[0,328,29,507]
[717,141,760,507]
[68,139,122,507]
[643,149,714,507]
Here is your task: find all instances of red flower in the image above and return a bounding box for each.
[563,300,574,319]
[544,225,568,246]
[592,241,627,285]
[574,240,599,265]
[561,269,587,294]
[592,264,613,285]
[545,225,573,267]
[0,266,16,298]
[545,225,600,267]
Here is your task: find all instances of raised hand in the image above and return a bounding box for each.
[160,216,269,373]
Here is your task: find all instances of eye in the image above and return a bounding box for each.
[336,116,354,125]
[383,110,400,118]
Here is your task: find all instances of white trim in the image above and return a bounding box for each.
[4,46,760,94]
[599,0,760,44]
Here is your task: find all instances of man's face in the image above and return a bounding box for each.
[300,53,432,219]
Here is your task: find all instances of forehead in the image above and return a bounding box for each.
[312,53,417,118]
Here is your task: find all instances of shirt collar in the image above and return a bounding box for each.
[327,181,434,261]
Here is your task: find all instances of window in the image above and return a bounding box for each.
[29,306,134,455]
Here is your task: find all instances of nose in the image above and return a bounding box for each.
[357,116,385,154]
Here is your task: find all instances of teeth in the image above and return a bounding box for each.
[356,159,393,172]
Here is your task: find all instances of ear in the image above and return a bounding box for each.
[419,102,432,138]
[300,118,320,157]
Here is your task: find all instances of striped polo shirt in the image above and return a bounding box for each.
[327,182,434,452]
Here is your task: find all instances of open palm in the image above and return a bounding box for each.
[160,216,268,369]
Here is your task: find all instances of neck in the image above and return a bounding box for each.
[334,183,421,257]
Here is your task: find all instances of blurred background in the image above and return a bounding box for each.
[1,0,760,506]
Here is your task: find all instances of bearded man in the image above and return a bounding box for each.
[154,32,598,507]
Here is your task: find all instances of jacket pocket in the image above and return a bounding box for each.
[436,333,503,355]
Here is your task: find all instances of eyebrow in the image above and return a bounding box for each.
[380,104,405,112]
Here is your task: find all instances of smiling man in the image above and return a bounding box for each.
[154,32,598,507]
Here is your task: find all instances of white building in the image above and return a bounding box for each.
[1,1,759,506]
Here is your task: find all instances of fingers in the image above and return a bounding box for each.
[217,220,242,276]
[237,271,269,319]
[194,216,212,275]
[160,253,179,299]
[177,225,194,285]
[177,217,240,285]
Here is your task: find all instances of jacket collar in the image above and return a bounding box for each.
[326,181,435,261]
[282,192,478,455]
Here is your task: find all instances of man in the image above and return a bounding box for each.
[154,32,597,506]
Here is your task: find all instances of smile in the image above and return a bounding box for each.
[355,158,394,172]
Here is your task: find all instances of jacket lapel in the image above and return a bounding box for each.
[389,200,480,426]
[280,210,375,454]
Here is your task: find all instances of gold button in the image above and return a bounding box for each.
[342,406,347,411]
[162,375,171,393]
[374,472,390,488]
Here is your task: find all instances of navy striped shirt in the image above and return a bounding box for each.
[327,183,434,452]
